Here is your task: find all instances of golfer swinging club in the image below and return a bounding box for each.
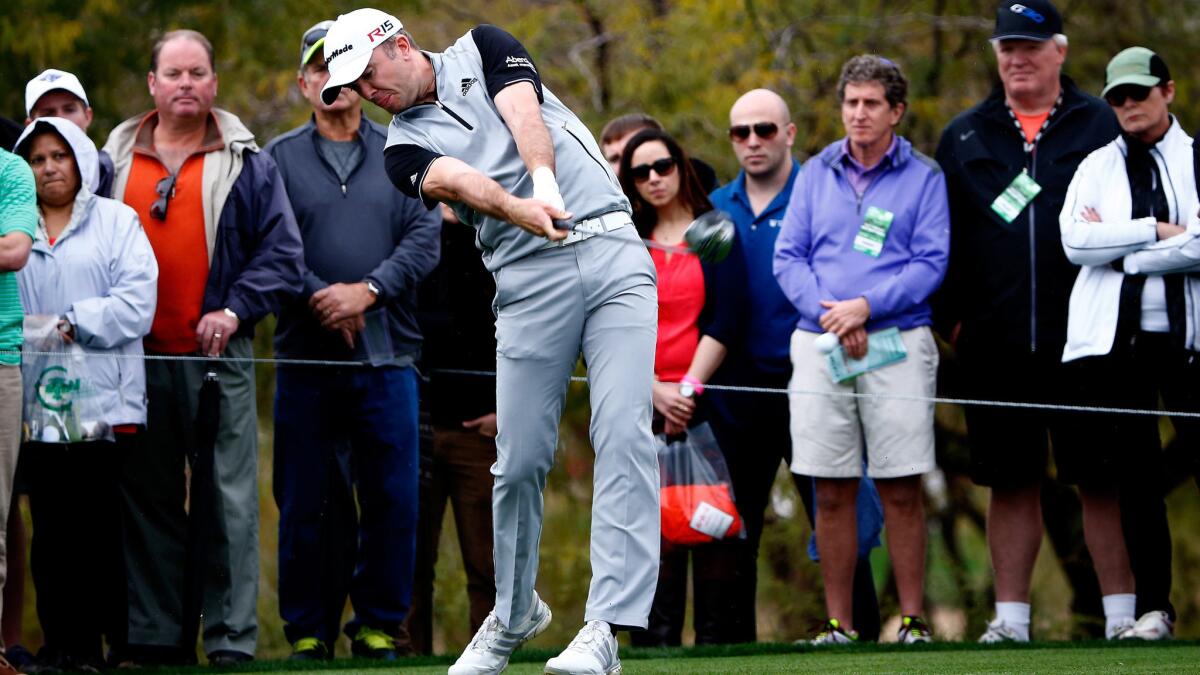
[321,9,657,675]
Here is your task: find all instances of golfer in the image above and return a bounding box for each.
[320,9,657,675]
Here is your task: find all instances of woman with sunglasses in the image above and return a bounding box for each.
[618,128,747,646]
[13,117,157,671]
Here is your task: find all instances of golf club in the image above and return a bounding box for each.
[553,209,736,263]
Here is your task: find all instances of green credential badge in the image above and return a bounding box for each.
[853,206,895,258]
[991,170,1043,223]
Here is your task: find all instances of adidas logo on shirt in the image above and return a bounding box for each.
[461,77,478,96]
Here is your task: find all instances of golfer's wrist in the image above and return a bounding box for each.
[531,166,561,203]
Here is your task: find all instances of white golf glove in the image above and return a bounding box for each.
[531,166,566,212]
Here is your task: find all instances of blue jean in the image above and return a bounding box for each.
[273,364,419,645]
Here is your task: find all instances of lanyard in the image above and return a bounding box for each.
[1004,93,1063,154]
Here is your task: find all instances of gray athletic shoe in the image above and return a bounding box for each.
[448,594,552,675]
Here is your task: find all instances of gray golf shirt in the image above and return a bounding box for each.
[384,25,630,271]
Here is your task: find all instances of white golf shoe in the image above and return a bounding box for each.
[1107,616,1137,640]
[543,620,621,675]
[978,618,1029,643]
[1119,611,1174,640]
[448,593,552,675]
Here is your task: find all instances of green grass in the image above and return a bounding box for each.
[138,641,1200,674]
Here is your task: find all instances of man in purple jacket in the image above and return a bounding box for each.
[773,55,949,645]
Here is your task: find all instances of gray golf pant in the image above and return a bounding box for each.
[491,223,660,630]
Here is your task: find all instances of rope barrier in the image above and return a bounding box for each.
[7,350,1200,419]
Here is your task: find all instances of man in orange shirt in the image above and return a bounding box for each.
[103,29,303,666]
[933,0,1159,643]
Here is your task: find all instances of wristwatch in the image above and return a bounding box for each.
[223,307,239,321]
[365,280,381,297]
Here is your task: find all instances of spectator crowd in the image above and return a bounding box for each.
[0,0,1197,673]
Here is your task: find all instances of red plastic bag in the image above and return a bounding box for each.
[656,422,744,545]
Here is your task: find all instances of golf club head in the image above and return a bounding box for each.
[684,209,735,263]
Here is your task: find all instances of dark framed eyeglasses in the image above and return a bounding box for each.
[150,174,177,221]
[630,157,677,183]
[1105,84,1154,107]
[729,122,780,142]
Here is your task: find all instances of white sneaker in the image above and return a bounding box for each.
[805,619,858,645]
[544,620,621,675]
[1107,617,1137,640]
[978,618,1029,643]
[448,594,552,675]
[897,616,933,644]
[1119,611,1174,640]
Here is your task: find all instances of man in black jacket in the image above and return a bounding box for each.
[265,20,440,661]
[934,0,1127,642]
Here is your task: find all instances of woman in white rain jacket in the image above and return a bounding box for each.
[13,116,156,671]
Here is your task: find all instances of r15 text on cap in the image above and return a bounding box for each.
[367,20,395,42]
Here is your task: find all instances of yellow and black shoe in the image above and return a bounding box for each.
[289,637,331,661]
[808,618,859,645]
[351,627,398,661]
[898,616,933,644]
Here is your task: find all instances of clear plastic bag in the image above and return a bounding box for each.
[656,421,744,545]
[21,315,114,444]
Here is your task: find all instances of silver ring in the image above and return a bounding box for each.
[213,332,223,339]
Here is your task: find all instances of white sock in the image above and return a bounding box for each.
[1102,593,1137,637]
[995,601,1031,639]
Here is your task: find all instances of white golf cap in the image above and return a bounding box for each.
[25,68,90,116]
[320,8,403,105]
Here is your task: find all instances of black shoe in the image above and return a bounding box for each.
[0,650,27,675]
[207,650,253,667]
[289,638,331,661]
[109,644,195,668]
[3,646,33,673]
[350,627,397,660]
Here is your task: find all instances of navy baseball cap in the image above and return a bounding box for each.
[991,1,1063,42]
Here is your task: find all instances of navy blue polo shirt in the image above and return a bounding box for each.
[709,160,801,374]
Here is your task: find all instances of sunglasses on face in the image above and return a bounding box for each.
[630,157,677,183]
[1105,85,1154,107]
[150,174,177,221]
[729,122,780,142]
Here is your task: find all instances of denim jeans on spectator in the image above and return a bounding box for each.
[274,364,419,645]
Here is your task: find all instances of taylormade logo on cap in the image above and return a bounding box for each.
[320,7,404,105]
[327,44,354,62]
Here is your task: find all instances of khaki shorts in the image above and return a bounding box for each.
[788,327,938,479]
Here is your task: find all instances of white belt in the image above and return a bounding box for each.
[541,211,631,249]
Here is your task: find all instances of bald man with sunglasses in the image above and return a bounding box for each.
[709,88,884,643]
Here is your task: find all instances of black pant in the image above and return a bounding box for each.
[705,369,881,642]
[633,537,742,646]
[1059,332,1197,620]
[26,435,130,663]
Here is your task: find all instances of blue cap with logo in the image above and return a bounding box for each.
[991,1,1063,42]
